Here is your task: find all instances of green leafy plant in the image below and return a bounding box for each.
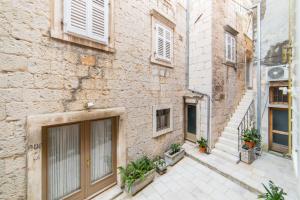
[197,137,207,148]
[169,143,181,155]
[153,156,166,167]
[258,181,287,200]
[118,156,155,192]
[242,128,260,143]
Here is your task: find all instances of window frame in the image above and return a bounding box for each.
[152,105,173,137]
[50,0,114,52]
[150,9,175,68]
[155,23,172,62]
[63,0,109,44]
[225,32,236,63]
[269,86,288,105]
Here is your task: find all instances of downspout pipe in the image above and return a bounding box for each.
[252,1,262,135]
[186,0,190,88]
[188,89,211,151]
[256,1,262,135]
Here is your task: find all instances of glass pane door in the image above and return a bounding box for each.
[185,104,197,142]
[47,124,81,200]
[270,108,289,153]
[87,118,117,197]
[90,119,113,183]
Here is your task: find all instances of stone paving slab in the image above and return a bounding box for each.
[182,141,298,200]
[115,157,258,200]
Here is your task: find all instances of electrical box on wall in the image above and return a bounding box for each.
[266,64,289,82]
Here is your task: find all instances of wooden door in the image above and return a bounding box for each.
[185,104,197,142]
[269,108,289,154]
[43,118,117,200]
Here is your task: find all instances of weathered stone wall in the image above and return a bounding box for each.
[188,0,212,140]
[188,0,250,145]
[255,0,289,149]
[0,0,187,199]
[211,0,249,144]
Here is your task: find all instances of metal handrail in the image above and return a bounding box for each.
[237,99,255,161]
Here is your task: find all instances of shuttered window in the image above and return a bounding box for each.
[225,32,236,63]
[156,23,172,62]
[64,0,109,44]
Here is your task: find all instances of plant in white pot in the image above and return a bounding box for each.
[164,143,185,166]
[153,156,167,175]
[118,156,155,196]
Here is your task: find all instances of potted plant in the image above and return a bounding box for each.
[164,143,185,166]
[258,180,287,200]
[118,156,155,196]
[197,137,207,153]
[242,128,259,149]
[153,156,167,175]
[240,144,255,164]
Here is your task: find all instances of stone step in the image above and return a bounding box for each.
[224,127,238,134]
[227,121,240,128]
[211,148,240,163]
[185,150,262,196]
[215,143,239,157]
[222,131,239,140]
[218,136,238,147]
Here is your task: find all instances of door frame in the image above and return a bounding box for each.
[269,107,289,154]
[85,118,117,198]
[42,117,118,200]
[184,103,197,143]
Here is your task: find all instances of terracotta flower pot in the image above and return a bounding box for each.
[199,147,206,153]
[245,141,255,149]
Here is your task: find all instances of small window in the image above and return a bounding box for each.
[156,109,170,131]
[153,105,173,137]
[225,32,236,63]
[270,86,288,104]
[64,0,109,44]
[155,23,172,62]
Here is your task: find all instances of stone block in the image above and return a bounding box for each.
[80,55,96,66]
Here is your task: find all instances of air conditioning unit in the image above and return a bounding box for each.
[266,65,289,82]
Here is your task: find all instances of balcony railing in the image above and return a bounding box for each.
[237,99,255,160]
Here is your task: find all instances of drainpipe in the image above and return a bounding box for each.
[186,0,190,88]
[253,1,262,135]
[188,89,211,152]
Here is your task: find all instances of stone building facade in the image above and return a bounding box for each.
[0,0,187,199]
[188,0,253,146]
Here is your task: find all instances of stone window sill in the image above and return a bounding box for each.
[51,30,115,53]
[150,55,173,68]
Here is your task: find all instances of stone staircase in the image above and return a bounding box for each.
[212,90,254,163]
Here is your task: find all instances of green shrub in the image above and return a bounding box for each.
[169,143,181,155]
[258,181,287,200]
[197,137,207,148]
[242,128,260,143]
[118,156,154,192]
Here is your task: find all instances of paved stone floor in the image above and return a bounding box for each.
[116,157,258,200]
[183,141,298,200]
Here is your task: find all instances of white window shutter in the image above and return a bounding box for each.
[89,0,109,43]
[64,0,109,44]
[165,29,171,60]
[64,0,88,36]
[156,24,165,59]
[225,33,229,61]
[225,32,236,63]
[232,37,236,62]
